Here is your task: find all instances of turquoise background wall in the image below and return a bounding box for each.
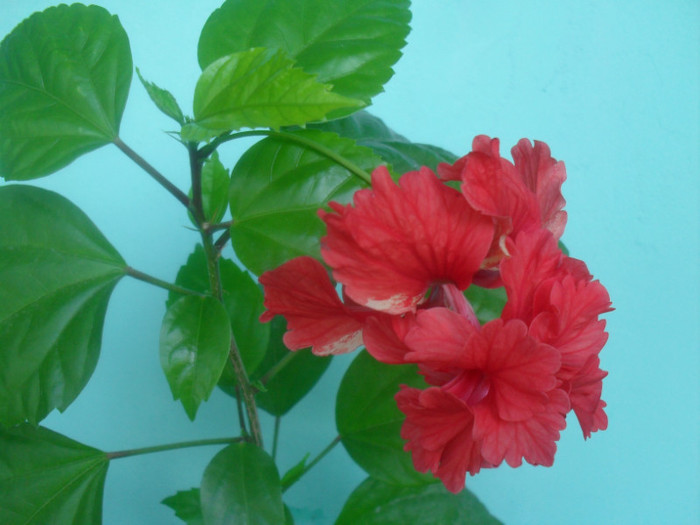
[1,1,698,524]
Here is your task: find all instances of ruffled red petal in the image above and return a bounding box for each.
[259,256,367,356]
[319,166,493,314]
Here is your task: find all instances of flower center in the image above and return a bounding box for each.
[444,369,490,406]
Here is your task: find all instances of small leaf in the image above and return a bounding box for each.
[136,67,185,125]
[248,316,331,416]
[160,295,232,420]
[167,246,270,377]
[335,477,503,525]
[0,4,133,180]
[313,111,459,173]
[0,424,109,525]
[192,47,362,136]
[229,128,383,275]
[280,453,310,489]
[198,0,411,107]
[336,350,434,485]
[162,488,204,525]
[200,442,284,525]
[188,151,230,225]
[465,286,507,324]
[0,185,125,427]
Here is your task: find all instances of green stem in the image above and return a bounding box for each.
[188,145,263,448]
[272,416,281,461]
[200,130,373,185]
[106,436,243,460]
[113,137,193,211]
[282,435,342,492]
[125,266,208,297]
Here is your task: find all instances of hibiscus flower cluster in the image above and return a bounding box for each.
[258,135,612,493]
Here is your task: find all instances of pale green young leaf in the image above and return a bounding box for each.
[335,477,503,525]
[229,128,383,275]
[200,442,284,525]
[0,185,125,427]
[0,425,109,525]
[136,67,185,125]
[0,4,132,180]
[159,296,232,420]
[188,151,230,225]
[192,48,362,136]
[198,0,411,107]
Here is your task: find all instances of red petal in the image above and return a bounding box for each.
[319,166,493,314]
[511,139,567,240]
[259,256,366,356]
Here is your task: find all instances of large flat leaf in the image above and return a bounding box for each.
[250,316,332,416]
[0,424,109,524]
[465,286,507,324]
[335,477,503,525]
[167,246,270,378]
[198,0,411,107]
[336,350,434,485]
[0,4,132,180]
[314,110,459,173]
[160,295,232,420]
[229,128,383,275]
[201,442,284,525]
[0,185,125,427]
[187,47,361,138]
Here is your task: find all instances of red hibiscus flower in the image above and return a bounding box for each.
[396,308,568,492]
[438,135,567,274]
[319,166,493,314]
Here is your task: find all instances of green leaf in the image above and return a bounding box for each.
[465,286,507,324]
[188,151,230,225]
[229,128,383,275]
[160,295,232,420]
[0,424,109,525]
[162,488,204,525]
[313,111,459,173]
[280,452,310,490]
[0,4,132,180]
[136,67,185,125]
[167,246,270,377]
[335,477,503,525]
[249,316,331,416]
[336,350,434,485]
[200,442,284,525]
[191,48,362,137]
[0,185,125,427]
[198,0,411,107]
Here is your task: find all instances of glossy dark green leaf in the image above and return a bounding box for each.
[313,111,459,173]
[0,4,132,180]
[198,0,411,107]
[336,350,434,485]
[190,48,361,137]
[465,286,507,324]
[167,246,269,377]
[200,442,284,525]
[162,488,204,525]
[0,185,125,427]
[0,424,109,525]
[136,67,185,125]
[188,151,230,225]
[229,128,383,275]
[160,295,232,420]
[335,477,503,525]
[249,317,332,416]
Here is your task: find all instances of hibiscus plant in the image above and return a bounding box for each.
[0,1,612,524]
